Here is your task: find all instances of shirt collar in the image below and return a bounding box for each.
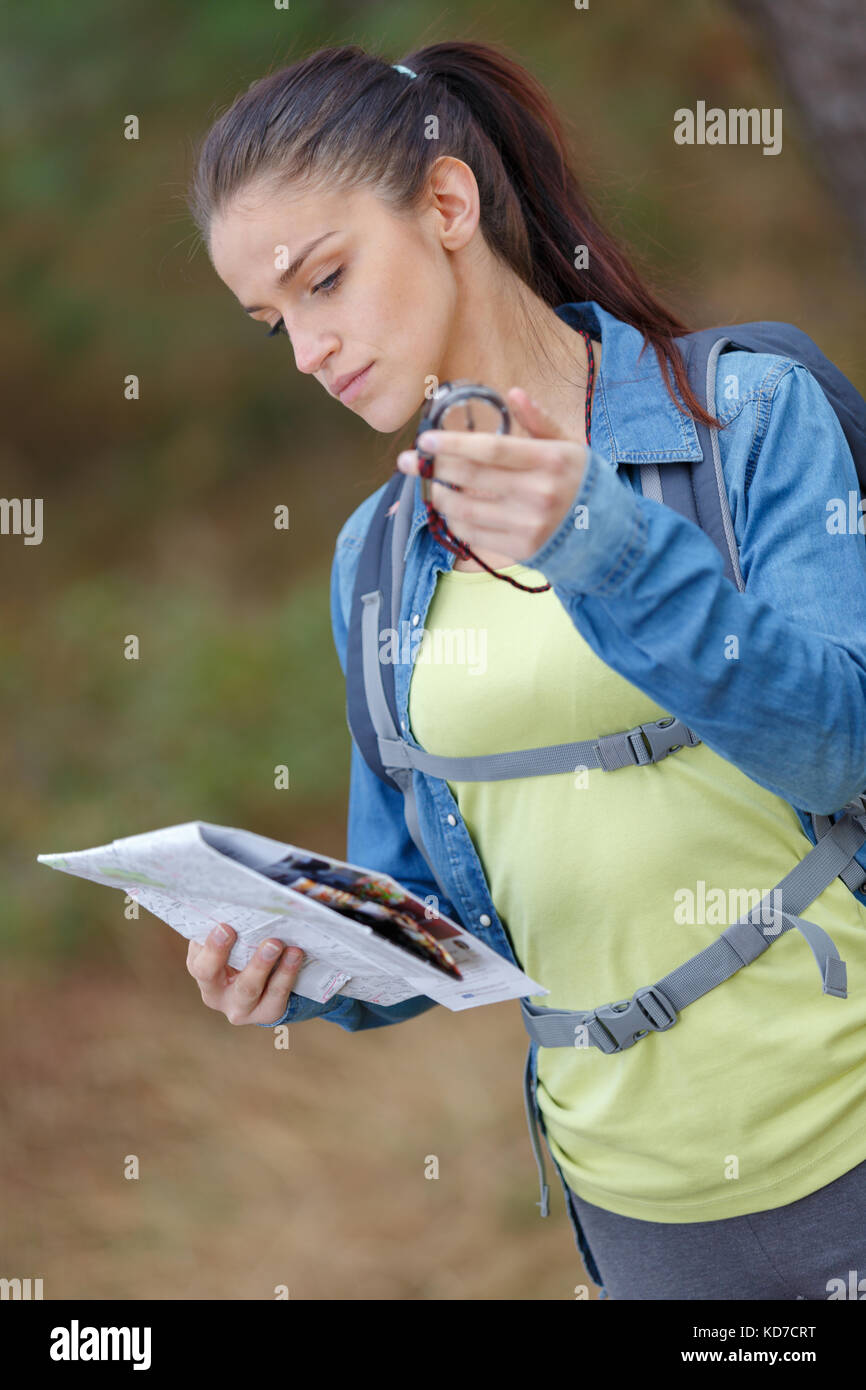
[404,298,704,555]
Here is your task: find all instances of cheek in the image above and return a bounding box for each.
[373,237,442,337]
[359,239,448,387]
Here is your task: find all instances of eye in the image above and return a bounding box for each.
[312,266,343,297]
[265,266,344,338]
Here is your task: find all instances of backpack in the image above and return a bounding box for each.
[345,321,866,1060]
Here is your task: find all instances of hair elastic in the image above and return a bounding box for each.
[392,63,418,79]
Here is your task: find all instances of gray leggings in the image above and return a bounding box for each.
[566,1157,866,1300]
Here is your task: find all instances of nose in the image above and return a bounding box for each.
[289,324,339,378]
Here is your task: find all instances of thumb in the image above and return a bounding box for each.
[507,387,568,440]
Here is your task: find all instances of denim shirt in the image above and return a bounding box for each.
[259,299,866,1284]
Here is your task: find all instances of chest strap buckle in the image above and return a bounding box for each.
[632,716,701,765]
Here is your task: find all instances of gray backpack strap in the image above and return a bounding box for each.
[359,473,702,785]
[373,708,702,779]
[520,795,866,1219]
[390,471,416,635]
[523,1042,551,1218]
[521,794,866,1054]
[354,477,455,903]
[810,811,866,893]
[346,470,411,792]
[665,318,866,592]
[363,583,700,780]
[646,333,745,592]
[637,461,663,504]
[360,603,453,904]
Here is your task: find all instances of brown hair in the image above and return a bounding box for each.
[187,39,722,429]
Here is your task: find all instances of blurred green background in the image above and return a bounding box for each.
[2,0,864,1300]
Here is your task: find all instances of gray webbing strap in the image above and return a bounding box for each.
[811,811,866,892]
[639,462,664,504]
[358,594,453,906]
[522,798,866,1052]
[377,715,701,779]
[361,584,701,779]
[521,798,866,1218]
[392,763,454,907]
[369,488,703,778]
[390,472,416,635]
[523,1042,550,1218]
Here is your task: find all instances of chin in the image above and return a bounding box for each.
[356,390,424,437]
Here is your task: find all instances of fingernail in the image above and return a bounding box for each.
[417,432,436,450]
[261,940,282,960]
[211,923,231,942]
[287,947,304,964]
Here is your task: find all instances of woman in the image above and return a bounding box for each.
[185,40,866,1300]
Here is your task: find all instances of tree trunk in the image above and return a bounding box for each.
[727,0,866,270]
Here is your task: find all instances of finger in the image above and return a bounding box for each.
[429,491,529,537]
[506,387,569,440]
[427,466,554,526]
[187,921,236,983]
[254,946,307,1024]
[227,938,293,1013]
[438,506,545,561]
[430,476,505,503]
[401,450,510,498]
[414,430,552,469]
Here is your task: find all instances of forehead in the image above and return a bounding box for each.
[209,179,376,288]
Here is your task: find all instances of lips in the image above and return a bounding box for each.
[332,362,374,400]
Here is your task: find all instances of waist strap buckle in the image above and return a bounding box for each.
[591,986,679,1053]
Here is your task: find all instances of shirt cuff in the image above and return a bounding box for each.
[254,991,343,1028]
[524,447,649,596]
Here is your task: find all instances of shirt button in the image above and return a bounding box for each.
[446,814,457,826]
[411,613,420,625]
[479,914,491,927]
[860,881,866,894]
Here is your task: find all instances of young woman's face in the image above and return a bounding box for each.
[209,174,465,434]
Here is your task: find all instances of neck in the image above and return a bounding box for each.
[439,268,597,442]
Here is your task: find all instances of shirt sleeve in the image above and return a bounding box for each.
[256,534,446,1033]
[524,361,866,817]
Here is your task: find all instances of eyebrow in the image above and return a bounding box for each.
[243,231,340,313]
